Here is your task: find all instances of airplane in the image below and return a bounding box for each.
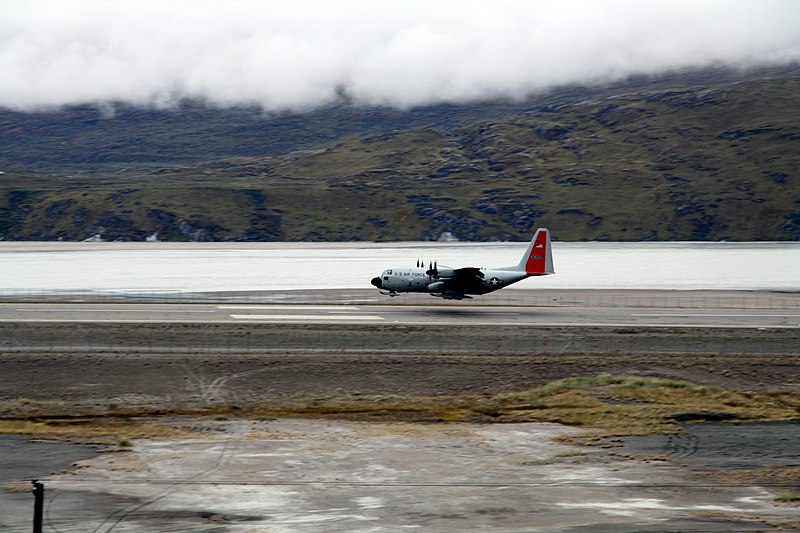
[370,228,554,300]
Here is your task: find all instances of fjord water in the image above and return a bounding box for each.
[1,241,798,294]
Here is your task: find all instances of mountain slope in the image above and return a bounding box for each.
[1,67,798,241]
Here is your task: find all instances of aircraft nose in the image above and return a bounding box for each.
[370,277,383,288]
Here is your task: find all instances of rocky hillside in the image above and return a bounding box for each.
[1,66,798,241]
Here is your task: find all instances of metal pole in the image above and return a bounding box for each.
[32,480,44,533]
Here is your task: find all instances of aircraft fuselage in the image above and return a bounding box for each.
[372,267,527,296]
[370,228,554,300]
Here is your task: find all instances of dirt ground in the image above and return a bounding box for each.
[1,313,799,531]
[1,323,798,408]
[2,419,799,532]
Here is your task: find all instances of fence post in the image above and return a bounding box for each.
[32,480,44,533]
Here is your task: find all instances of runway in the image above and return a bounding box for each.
[1,301,799,328]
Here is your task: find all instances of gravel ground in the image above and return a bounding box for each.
[1,323,798,406]
[1,298,798,532]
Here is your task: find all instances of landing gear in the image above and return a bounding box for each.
[376,289,398,297]
[430,292,471,300]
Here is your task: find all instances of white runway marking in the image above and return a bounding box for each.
[219,305,361,310]
[632,313,800,318]
[0,319,229,323]
[15,308,216,313]
[229,314,384,321]
[400,322,799,329]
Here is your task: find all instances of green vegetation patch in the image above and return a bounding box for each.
[1,374,796,445]
[495,374,798,436]
[775,489,800,503]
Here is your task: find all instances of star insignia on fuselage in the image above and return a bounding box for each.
[489,277,501,286]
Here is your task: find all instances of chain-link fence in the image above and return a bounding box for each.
[0,288,798,309]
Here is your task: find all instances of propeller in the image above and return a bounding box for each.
[426,260,438,279]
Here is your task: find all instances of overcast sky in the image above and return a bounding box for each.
[1,0,799,111]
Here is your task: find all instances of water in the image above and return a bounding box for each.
[0,241,798,294]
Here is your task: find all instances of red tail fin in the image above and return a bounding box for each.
[524,228,552,275]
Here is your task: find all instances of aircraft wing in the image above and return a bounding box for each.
[428,267,483,299]
[437,267,484,287]
[452,267,484,279]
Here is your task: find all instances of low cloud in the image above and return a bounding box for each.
[1,0,799,111]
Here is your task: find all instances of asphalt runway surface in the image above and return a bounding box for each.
[2,289,798,400]
[1,300,799,329]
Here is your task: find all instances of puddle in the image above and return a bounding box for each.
[620,420,800,469]
[1,435,97,479]
[0,435,98,531]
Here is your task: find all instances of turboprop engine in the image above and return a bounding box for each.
[427,281,445,292]
[432,266,455,278]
